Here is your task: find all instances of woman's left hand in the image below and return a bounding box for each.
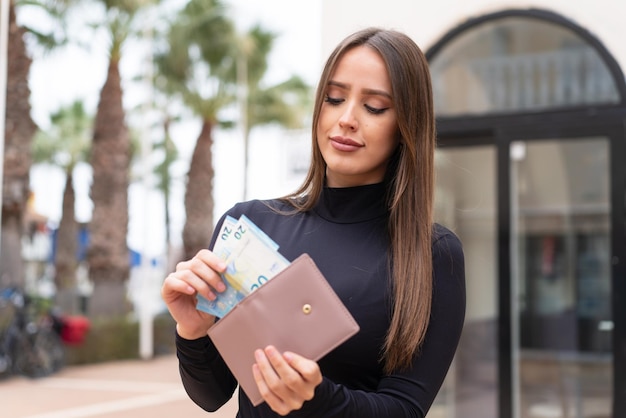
[252,345,323,415]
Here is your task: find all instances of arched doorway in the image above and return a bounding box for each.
[427,8,626,418]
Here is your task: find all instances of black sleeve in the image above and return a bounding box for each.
[176,333,238,412]
[287,230,466,418]
[176,213,239,411]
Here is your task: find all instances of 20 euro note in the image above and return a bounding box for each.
[195,216,246,317]
[236,215,281,252]
[222,235,290,296]
[222,215,290,296]
[195,215,289,317]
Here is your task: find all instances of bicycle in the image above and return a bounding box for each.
[0,286,66,379]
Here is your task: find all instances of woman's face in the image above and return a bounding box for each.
[317,45,399,188]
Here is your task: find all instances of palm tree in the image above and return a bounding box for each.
[2,0,76,288]
[154,3,312,261]
[33,100,92,314]
[154,0,237,261]
[1,1,38,288]
[87,0,156,317]
[152,113,179,263]
[237,25,311,200]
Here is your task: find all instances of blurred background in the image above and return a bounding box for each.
[2,1,626,417]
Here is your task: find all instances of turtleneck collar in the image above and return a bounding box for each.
[313,182,389,224]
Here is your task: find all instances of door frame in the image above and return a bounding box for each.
[437,110,626,418]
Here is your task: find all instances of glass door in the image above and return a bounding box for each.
[510,138,613,418]
[430,145,498,418]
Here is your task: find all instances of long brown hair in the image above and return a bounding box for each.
[283,28,436,374]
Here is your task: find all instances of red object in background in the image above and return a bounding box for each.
[61,316,91,345]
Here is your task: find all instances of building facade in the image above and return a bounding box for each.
[320,1,626,417]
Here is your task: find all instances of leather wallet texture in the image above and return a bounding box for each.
[207,253,360,406]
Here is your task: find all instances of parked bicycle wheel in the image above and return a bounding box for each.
[0,351,13,380]
[14,326,65,378]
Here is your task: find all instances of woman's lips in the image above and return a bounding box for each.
[330,136,363,152]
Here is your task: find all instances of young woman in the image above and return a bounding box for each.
[161,27,466,417]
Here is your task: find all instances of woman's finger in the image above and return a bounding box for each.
[252,350,295,415]
[282,351,323,389]
[253,346,315,414]
[264,346,308,393]
[174,250,228,298]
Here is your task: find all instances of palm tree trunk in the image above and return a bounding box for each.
[1,1,36,288]
[162,118,172,257]
[242,128,250,201]
[54,171,79,314]
[87,58,131,317]
[182,120,215,261]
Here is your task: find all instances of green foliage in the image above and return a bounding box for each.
[64,313,177,365]
[153,0,237,120]
[237,25,312,132]
[248,75,312,130]
[101,0,152,62]
[152,124,178,194]
[102,0,151,15]
[242,24,275,85]
[33,99,92,173]
[16,0,76,53]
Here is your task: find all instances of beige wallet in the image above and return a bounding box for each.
[207,253,360,406]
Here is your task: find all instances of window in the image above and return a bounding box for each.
[429,16,620,116]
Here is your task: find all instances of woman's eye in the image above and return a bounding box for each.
[365,104,388,115]
[324,95,343,105]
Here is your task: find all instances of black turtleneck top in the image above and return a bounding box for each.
[175,183,466,418]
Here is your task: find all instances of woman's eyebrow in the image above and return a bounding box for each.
[327,80,348,90]
[327,80,391,99]
[362,88,392,99]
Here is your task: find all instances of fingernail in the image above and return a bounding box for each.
[216,282,226,292]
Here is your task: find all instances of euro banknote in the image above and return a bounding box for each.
[195,215,289,317]
[222,215,290,295]
[196,216,246,317]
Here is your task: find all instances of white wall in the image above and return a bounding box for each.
[320,0,626,72]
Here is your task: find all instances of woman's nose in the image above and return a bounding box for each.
[338,103,358,131]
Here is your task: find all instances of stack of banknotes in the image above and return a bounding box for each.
[196,215,290,318]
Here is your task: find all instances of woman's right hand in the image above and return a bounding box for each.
[161,249,227,340]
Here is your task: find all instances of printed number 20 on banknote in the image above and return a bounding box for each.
[195,216,244,317]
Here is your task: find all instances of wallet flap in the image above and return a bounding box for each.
[207,253,360,406]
